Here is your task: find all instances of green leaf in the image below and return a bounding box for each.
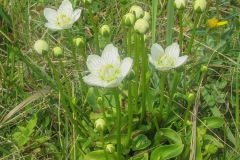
[0,4,12,26]
[131,134,151,151]
[158,128,182,144]
[18,136,30,147]
[186,27,207,35]
[86,87,100,111]
[130,153,148,160]
[17,126,29,137]
[35,136,51,143]
[223,10,240,20]
[196,138,203,160]
[202,116,224,128]
[150,143,184,160]
[203,134,224,148]
[84,150,124,160]
[26,114,37,135]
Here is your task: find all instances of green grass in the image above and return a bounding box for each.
[0,0,240,159]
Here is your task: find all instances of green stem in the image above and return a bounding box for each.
[113,87,121,160]
[45,54,85,136]
[133,33,141,113]
[122,4,127,56]
[64,115,69,160]
[10,50,15,81]
[58,58,77,116]
[66,30,87,94]
[127,82,133,148]
[159,72,167,118]
[153,116,160,132]
[78,47,87,61]
[127,27,132,57]
[166,72,181,119]
[100,131,108,160]
[183,101,192,129]
[166,0,174,46]
[236,52,240,150]
[178,10,183,52]
[87,6,100,54]
[152,0,158,44]
[126,27,133,148]
[186,13,201,55]
[100,104,111,132]
[140,35,147,124]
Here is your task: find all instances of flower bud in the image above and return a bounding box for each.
[34,40,49,55]
[205,144,218,154]
[143,11,151,21]
[99,25,111,37]
[123,13,135,26]
[72,97,77,106]
[97,97,104,105]
[73,37,85,48]
[186,92,195,103]
[52,47,63,58]
[146,71,151,79]
[134,18,149,35]
[119,0,128,5]
[105,144,115,154]
[83,0,92,6]
[95,118,106,131]
[174,0,186,10]
[200,65,208,73]
[130,5,144,19]
[194,0,207,13]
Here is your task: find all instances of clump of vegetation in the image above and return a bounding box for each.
[0,0,240,159]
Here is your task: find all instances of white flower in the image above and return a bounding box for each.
[83,44,133,88]
[44,0,81,30]
[148,43,188,71]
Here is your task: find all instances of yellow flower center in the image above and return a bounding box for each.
[157,54,175,67]
[98,64,120,82]
[56,13,72,27]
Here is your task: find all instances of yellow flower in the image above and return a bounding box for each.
[207,18,228,29]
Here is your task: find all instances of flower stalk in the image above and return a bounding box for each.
[166,72,181,119]
[159,72,167,118]
[127,27,133,148]
[178,10,183,52]
[186,13,201,55]
[113,87,122,160]
[66,30,87,94]
[121,4,127,56]
[139,35,147,124]
[152,0,158,44]
[133,33,141,113]
[100,130,108,160]
[87,6,100,54]
[44,54,86,136]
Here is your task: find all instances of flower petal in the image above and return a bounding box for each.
[148,54,158,67]
[102,44,120,66]
[73,9,81,21]
[45,22,62,30]
[120,57,133,78]
[83,74,106,87]
[173,55,188,68]
[165,43,180,59]
[86,55,105,75]
[44,8,58,22]
[151,43,164,60]
[58,0,73,15]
